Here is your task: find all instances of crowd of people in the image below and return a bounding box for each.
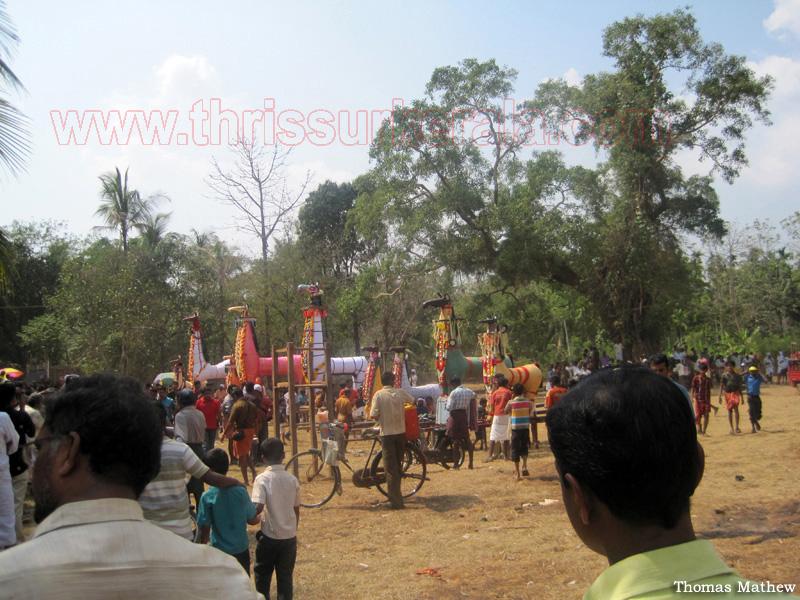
[0,376,301,599]
[0,350,796,598]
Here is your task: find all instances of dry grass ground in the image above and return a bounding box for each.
[246,384,800,599]
[23,385,798,598]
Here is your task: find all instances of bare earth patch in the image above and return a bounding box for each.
[27,385,795,598]
[243,384,799,599]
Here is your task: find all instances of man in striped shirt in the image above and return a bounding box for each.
[445,378,475,469]
[504,383,533,480]
[139,404,245,540]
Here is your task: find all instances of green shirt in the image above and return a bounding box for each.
[196,485,256,555]
[584,540,797,599]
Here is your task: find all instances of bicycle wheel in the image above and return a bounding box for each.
[284,450,340,508]
[372,443,427,499]
[436,437,465,469]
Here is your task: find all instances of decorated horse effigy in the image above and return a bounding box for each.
[297,284,368,387]
[422,295,485,394]
[390,346,442,399]
[225,305,304,385]
[477,316,542,397]
[183,312,230,381]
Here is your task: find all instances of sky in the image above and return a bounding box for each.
[2,0,799,254]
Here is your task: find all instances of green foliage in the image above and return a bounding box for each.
[362,9,772,358]
[0,1,29,175]
[1,221,74,366]
[2,9,794,383]
[95,167,165,253]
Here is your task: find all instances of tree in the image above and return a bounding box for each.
[134,212,173,250]
[0,1,29,175]
[368,58,526,277]
[1,221,73,367]
[297,179,387,352]
[0,226,12,292]
[208,139,310,348]
[365,10,772,358]
[184,230,245,358]
[95,167,165,253]
[526,9,771,355]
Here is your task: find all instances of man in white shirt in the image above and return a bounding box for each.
[368,372,410,509]
[0,409,19,549]
[251,438,300,600]
[0,374,261,599]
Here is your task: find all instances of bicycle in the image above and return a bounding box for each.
[416,415,466,469]
[285,421,427,508]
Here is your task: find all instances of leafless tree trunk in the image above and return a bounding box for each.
[208,139,310,348]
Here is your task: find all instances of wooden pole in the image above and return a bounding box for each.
[287,342,298,476]
[324,342,335,417]
[309,384,319,452]
[271,345,281,439]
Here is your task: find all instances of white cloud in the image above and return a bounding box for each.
[154,55,217,102]
[740,55,800,189]
[748,55,800,103]
[764,0,800,39]
[562,67,581,87]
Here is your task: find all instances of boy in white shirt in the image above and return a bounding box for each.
[251,438,300,600]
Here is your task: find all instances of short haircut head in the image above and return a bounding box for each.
[27,392,43,409]
[449,377,461,387]
[649,353,669,367]
[260,437,284,463]
[497,375,509,388]
[546,367,700,529]
[381,372,395,387]
[512,383,525,396]
[549,375,561,387]
[45,374,162,497]
[152,401,167,429]
[177,389,196,406]
[205,448,229,475]
[244,381,255,394]
[0,382,15,410]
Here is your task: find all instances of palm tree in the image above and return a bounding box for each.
[0,1,29,174]
[95,167,164,253]
[134,212,173,249]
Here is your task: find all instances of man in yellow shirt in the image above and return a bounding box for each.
[545,367,797,599]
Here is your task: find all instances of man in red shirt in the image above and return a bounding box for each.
[196,384,222,453]
[545,376,568,410]
[487,375,512,461]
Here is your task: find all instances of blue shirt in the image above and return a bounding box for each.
[745,374,763,397]
[196,486,256,555]
[161,396,176,421]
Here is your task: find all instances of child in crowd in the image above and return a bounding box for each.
[251,438,300,600]
[691,361,714,435]
[197,448,259,574]
[475,397,487,450]
[719,360,743,434]
[744,365,764,433]
[504,383,533,481]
